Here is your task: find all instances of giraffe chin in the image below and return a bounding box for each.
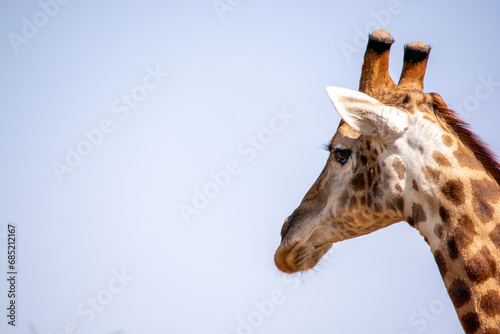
[274,242,333,274]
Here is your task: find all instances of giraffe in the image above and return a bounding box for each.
[274,29,500,333]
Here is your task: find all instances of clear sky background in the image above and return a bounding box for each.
[1,1,499,334]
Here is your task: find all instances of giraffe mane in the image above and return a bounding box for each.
[431,92,500,186]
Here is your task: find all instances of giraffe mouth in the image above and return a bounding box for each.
[275,241,333,273]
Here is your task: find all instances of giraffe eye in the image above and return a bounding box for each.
[332,148,352,165]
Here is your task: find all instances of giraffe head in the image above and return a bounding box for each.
[274,29,500,274]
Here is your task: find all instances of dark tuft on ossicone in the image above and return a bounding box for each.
[403,42,430,63]
[367,29,394,54]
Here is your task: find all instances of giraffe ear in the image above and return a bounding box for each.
[325,86,408,137]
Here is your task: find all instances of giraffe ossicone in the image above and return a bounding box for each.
[274,29,500,333]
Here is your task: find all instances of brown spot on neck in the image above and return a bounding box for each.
[455,214,476,249]
[432,151,451,167]
[434,250,447,277]
[471,178,499,223]
[392,158,406,180]
[480,290,500,317]
[461,312,480,333]
[442,134,454,147]
[465,246,497,283]
[394,196,405,213]
[412,179,419,192]
[439,206,451,225]
[441,179,465,205]
[472,178,500,202]
[454,148,484,171]
[434,224,443,238]
[448,279,472,309]
[490,225,500,250]
[473,198,495,223]
[447,237,459,260]
[422,166,441,183]
[408,202,426,227]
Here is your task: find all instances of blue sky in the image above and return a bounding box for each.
[1,1,499,334]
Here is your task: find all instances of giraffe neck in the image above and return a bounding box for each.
[410,166,500,332]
